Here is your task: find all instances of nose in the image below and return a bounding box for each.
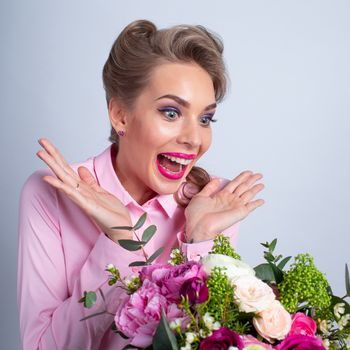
[176,118,202,150]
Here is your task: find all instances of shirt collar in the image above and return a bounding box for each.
[92,145,179,217]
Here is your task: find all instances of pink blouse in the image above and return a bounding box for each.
[17,146,239,350]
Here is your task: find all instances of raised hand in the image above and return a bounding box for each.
[36,138,132,242]
[184,171,265,242]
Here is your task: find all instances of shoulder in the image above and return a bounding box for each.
[20,155,95,209]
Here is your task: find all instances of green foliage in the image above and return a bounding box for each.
[210,234,241,259]
[279,253,331,313]
[168,248,185,265]
[79,291,97,309]
[202,267,250,333]
[153,310,179,350]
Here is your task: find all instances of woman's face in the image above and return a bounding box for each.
[115,62,217,203]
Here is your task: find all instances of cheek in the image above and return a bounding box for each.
[201,130,212,154]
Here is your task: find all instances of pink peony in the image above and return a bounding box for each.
[114,279,183,348]
[253,300,292,343]
[276,334,326,350]
[242,335,274,349]
[288,313,317,337]
[140,261,206,301]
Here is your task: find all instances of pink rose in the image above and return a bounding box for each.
[276,334,326,350]
[253,300,292,343]
[288,313,317,337]
[114,279,183,348]
[242,335,274,349]
[141,261,206,301]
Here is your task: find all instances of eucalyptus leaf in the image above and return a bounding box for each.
[129,261,148,267]
[79,291,96,309]
[277,256,292,270]
[268,262,284,284]
[118,239,146,251]
[261,242,269,248]
[264,252,275,262]
[133,213,147,230]
[254,263,275,282]
[142,225,157,243]
[153,310,178,350]
[147,247,164,264]
[345,263,350,296]
[269,238,277,252]
[111,226,134,231]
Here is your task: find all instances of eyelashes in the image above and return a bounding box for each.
[157,106,217,126]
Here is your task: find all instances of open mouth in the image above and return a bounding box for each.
[156,153,194,180]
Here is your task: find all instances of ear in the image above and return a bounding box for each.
[108,97,128,132]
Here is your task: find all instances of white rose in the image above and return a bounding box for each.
[201,254,255,283]
[233,275,276,313]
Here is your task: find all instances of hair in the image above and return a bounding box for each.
[102,19,228,206]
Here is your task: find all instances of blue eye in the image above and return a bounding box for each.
[200,114,217,126]
[158,107,180,120]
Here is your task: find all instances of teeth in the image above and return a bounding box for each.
[162,154,192,165]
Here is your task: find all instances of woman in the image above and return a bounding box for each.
[18,20,264,349]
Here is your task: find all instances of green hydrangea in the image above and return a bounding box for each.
[202,267,250,333]
[279,253,331,313]
[210,234,241,260]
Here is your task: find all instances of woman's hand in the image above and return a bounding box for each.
[184,171,265,242]
[36,138,132,242]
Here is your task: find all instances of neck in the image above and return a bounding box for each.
[112,145,157,205]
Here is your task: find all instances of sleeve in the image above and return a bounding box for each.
[176,222,240,262]
[17,171,139,350]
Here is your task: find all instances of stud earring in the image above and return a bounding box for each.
[117,130,125,137]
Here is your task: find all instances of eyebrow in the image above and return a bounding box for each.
[155,94,217,112]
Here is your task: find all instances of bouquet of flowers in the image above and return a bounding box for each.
[80,214,350,350]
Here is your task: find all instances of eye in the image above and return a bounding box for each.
[158,107,181,121]
[200,114,217,126]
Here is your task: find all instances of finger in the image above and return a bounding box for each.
[43,175,86,205]
[240,183,265,203]
[234,173,263,197]
[246,199,265,212]
[37,150,77,187]
[38,138,78,179]
[197,178,222,197]
[222,171,253,193]
[78,166,105,193]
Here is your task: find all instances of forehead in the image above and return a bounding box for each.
[144,62,216,106]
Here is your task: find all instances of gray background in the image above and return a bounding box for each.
[1,1,350,348]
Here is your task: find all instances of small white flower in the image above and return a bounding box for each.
[338,314,350,330]
[318,319,329,334]
[203,313,215,330]
[322,339,330,349]
[185,332,196,344]
[334,302,346,318]
[169,318,182,330]
[228,347,239,350]
[345,334,350,347]
[170,249,180,258]
[106,263,115,270]
[180,343,191,350]
[199,329,207,338]
[213,321,221,330]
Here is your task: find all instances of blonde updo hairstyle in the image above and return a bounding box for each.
[102,20,228,206]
